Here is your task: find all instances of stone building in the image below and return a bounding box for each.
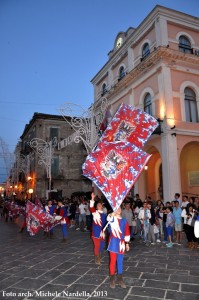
[91,5,199,201]
[18,113,91,200]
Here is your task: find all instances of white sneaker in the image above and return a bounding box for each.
[76,228,80,231]
[69,225,74,228]
[156,239,161,243]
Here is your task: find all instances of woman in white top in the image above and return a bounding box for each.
[181,205,197,249]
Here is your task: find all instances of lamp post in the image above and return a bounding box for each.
[58,98,108,154]
[28,137,57,193]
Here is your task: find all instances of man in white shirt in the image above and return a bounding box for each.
[138,202,151,244]
[76,199,87,231]
[181,195,189,208]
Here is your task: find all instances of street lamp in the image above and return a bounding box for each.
[28,137,57,192]
[0,186,4,197]
[28,188,33,200]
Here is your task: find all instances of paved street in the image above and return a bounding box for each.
[0,219,199,300]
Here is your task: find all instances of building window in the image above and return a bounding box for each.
[52,156,59,177]
[50,127,58,140]
[101,83,107,96]
[118,66,125,81]
[142,43,150,60]
[144,93,152,115]
[184,87,198,122]
[179,35,193,54]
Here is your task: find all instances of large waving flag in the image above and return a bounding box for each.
[99,103,158,148]
[82,104,158,211]
[82,141,151,212]
[5,202,26,218]
[26,201,61,236]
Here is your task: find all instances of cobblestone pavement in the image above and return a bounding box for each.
[0,219,199,300]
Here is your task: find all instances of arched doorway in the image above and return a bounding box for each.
[136,146,163,200]
[142,146,162,200]
[180,142,199,197]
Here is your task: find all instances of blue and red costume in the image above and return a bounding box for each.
[58,205,69,238]
[45,205,56,216]
[107,215,130,275]
[90,200,107,257]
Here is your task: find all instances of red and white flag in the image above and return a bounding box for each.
[83,103,158,212]
[26,201,61,236]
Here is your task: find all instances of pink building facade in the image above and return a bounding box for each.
[91,5,199,202]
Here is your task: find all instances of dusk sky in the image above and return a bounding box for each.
[0,0,199,182]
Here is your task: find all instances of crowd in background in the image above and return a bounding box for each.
[121,193,199,249]
[0,192,199,249]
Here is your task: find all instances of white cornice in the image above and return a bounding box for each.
[169,128,199,137]
[169,65,199,76]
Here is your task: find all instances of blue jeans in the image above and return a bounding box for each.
[143,224,149,242]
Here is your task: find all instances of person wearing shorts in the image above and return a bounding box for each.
[166,207,175,247]
[173,201,182,245]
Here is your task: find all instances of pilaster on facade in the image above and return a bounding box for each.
[128,47,134,71]
[129,90,134,107]
[108,67,113,89]
[157,64,175,126]
[161,132,181,202]
[155,17,168,47]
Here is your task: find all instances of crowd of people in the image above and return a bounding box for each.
[0,192,199,289]
[120,193,199,249]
